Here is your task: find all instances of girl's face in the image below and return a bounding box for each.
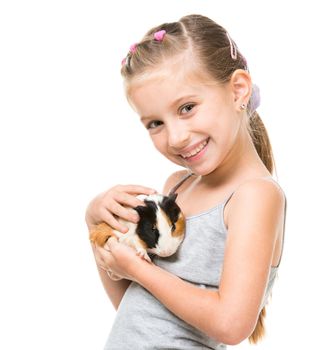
[128,66,247,176]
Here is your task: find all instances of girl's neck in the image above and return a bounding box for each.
[198,131,270,188]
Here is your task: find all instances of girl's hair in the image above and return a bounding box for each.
[121,14,275,343]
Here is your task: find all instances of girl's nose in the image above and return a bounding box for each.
[167,125,190,150]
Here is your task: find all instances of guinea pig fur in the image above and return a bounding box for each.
[89,193,185,262]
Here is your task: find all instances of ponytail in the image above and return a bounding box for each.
[248,111,276,174]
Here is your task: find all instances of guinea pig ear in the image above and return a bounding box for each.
[168,192,178,202]
[134,205,147,216]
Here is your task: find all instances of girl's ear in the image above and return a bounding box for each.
[230,69,252,111]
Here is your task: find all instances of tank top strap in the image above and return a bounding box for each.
[168,171,195,196]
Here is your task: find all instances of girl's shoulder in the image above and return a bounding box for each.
[225,176,286,219]
[223,176,286,240]
[233,176,286,199]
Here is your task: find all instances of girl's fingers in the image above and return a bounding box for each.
[113,189,151,208]
[92,246,108,268]
[95,244,115,267]
[94,243,122,280]
[104,196,141,225]
[87,185,158,231]
[100,208,129,233]
[105,236,120,252]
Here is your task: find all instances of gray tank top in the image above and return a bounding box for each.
[104,172,287,350]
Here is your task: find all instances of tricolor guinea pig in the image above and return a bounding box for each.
[89,193,185,262]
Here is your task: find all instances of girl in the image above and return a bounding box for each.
[86,14,287,349]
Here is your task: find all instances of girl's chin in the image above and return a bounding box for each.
[165,151,215,175]
[165,157,216,177]
[180,162,216,177]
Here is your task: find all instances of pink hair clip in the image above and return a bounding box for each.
[121,30,166,66]
[121,43,137,66]
[226,32,237,60]
[154,30,166,41]
[130,43,137,53]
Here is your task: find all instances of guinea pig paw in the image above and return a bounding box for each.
[136,248,152,262]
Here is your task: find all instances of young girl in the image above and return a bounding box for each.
[86,14,287,349]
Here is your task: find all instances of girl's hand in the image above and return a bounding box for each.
[85,184,157,233]
[91,238,151,281]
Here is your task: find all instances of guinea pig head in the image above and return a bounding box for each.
[134,193,185,257]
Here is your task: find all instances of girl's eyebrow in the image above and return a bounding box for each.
[169,94,199,109]
[140,94,199,122]
[140,115,155,122]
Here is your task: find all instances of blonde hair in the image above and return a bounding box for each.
[121,14,276,342]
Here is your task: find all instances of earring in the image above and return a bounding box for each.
[240,103,246,110]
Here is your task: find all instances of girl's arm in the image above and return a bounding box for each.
[95,263,131,310]
[113,177,285,345]
[91,241,132,310]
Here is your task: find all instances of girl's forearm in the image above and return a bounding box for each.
[96,265,132,310]
[131,260,228,343]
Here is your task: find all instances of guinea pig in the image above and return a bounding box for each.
[89,192,185,262]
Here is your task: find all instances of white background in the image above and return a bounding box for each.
[1,1,335,349]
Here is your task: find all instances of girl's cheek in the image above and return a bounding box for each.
[151,135,165,149]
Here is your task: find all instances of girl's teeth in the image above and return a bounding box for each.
[181,139,208,159]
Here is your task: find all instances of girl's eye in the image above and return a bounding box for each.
[180,103,195,114]
[146,120,163,130]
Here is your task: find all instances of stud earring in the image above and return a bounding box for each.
[240,103,246,110]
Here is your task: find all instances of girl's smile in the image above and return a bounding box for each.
[179,137,210,162]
